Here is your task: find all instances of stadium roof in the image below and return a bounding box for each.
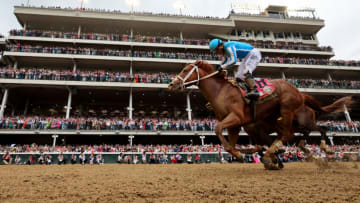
[14,6,324,36]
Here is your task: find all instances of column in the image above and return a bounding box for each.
[234,28,238,37]
[327,72,332,81]
[269,31,275,41]
[23,98,29,115]
[14,61,18,70]
[186,93,192,120]
[127,88,134,119]
[24,22,27,31]
[65,87,72,119]
[0,88,9,119]
[290,32,294,40]
[52,135,59,148]
[312,34,319,43]
[129,61,133,75]
[328,136,334,146]
[128,135,134,147]
[11,105,16,116]
[130,28,134,40]
[200,136,205,146]
[73,63,77,72]
[344,104,352,123]
[78,25,81,37]
[180,31,183,41]
[173,106,178,118]
[281,71,286,79]
[79,104,83,116]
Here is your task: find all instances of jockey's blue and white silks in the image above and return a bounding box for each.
[220,41,261,80]
[220,41,254,69]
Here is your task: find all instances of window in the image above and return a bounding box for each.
[302,34,314,40]
[274,32,284,39]
[293,32,301,39]
[255,31,262,38]
[284,32,292,39]
[263,31,270,38]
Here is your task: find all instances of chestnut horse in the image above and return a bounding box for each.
[242,95,353,159]
[169,60,307,169]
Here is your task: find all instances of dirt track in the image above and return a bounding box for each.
[0,162,359,203]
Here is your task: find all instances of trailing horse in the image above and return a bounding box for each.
[241,95,353,162]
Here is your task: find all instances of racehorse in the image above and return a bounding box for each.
[239,96,353,163]
[168,60,353,169]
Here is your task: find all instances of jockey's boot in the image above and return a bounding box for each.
[242,74,259,100]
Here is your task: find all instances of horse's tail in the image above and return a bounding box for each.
[322,96,355,113]
[303,94,327,114]
[303,94,354,114]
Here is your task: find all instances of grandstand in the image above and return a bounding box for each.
[0,4,359,146]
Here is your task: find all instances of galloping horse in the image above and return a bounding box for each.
[242,96,353,157]
[168,60,353,169]
[169,60,307,169]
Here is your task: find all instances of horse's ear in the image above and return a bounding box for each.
[194,60,202,66]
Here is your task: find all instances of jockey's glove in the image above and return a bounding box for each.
[216,65,223,72]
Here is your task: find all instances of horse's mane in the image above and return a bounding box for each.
[195,60,227,80]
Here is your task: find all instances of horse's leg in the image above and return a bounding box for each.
[215,113,243,160]
[298,134,313,161]
[229,126,264,155]
[227,127,244,161]
[263,111,296,170]
[316,125,334,154]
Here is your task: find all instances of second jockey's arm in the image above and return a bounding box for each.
[220,46,238,69]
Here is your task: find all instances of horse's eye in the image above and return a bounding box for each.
[183,70,188,73]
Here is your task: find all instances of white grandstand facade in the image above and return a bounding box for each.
[0,5,359,144]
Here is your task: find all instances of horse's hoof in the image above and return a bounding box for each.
[263,162,280,170]
[326,150,335,155]
[278,161,284,169]
[276,149,285,155]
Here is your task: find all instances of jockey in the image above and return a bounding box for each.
[209,39,261,99]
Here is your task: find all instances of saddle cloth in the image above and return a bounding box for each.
[229,78,276,100]
[252,78,276,99]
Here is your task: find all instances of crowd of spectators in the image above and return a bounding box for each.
[10,30,210,46]
[0,68,175,84]
[262,56,329,65]
[0,116,217,131]
[254,41,332,52]
[7,44,132,57]
[318,120,360,133]
[11,29,333,52]
[262,57,360,67]
[22,5,227,20]
[230,10,321,20]
[286,78,360,89]
[0,115,358,133]
[1,143,359,165]
[1,144,222,153]
[1,67,359,89]
[6,44,221,60]
[7,44,360,67]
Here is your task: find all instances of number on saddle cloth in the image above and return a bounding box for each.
[254,78,276,98]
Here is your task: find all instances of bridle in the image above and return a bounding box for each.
[176,64,220,88]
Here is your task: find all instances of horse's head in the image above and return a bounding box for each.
[168,60,217,92]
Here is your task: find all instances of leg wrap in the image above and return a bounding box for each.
[320,140,326,150]
[268,140,283,154]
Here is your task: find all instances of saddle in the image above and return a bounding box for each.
[229,78,278,121]
[206,78,278,121]
[229,78,277,104]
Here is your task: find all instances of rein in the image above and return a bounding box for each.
[176,64,220,87]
